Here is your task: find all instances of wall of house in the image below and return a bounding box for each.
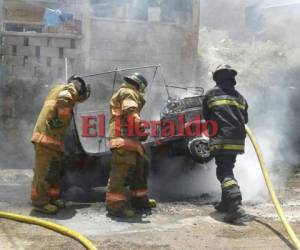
[1,32,82,82]
[0,0,200,161]
[1,0,199,84]
[84,17,198,83]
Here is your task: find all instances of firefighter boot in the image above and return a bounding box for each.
[224,202,246,223]
[107,208,135,218]
[106,200,136,218]
[214,190,229,212]
[51,199,66,209]
[33,203,59,214]
[131,197,157,210]
[221,178,246,222]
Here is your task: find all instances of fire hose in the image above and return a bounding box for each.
[0,211,97,250]
[0,126,298,250]
[245,125,300,250]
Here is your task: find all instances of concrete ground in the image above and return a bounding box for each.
[1,169,300,250]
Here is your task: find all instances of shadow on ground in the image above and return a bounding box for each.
[254,219,296,250]
[29,203,90,220]
[209,210,256,226]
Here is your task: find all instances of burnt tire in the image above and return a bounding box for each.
[188,137,213,164]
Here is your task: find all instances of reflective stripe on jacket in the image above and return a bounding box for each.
[31,132,64,152]
[109,83,145,152]
[203,84,248,155]
[31,83,80,152]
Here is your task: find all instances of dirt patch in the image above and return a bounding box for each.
[0,170,300,249]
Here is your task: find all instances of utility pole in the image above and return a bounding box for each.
[192,0,200,82]
[0,0,4,80]
[0,0,3,32]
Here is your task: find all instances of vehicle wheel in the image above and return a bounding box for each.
[188,137,213,164]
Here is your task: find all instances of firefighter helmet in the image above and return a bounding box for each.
[68,75,90,102]
[213,64,237,82]
[124,73,148,91]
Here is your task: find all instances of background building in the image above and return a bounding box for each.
[0,0,200,167]
[0,0,200,84]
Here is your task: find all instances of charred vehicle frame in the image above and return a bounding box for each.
[62,65,212,199]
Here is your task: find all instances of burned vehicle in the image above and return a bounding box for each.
[150,84,212,173]
[62,66,212,198]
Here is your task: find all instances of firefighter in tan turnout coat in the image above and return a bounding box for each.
[31,76,90,214]
[106,73,156,218]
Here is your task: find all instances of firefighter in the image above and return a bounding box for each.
[203,65,248,222]
[31,76,90,214]
[106,73,156,218]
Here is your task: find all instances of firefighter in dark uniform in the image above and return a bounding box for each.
[203,65,248,222]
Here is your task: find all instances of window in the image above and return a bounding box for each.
[34,66,38,77]
[12,45,17,56]
[35,46,40,57]
[35,46,40,62]
[47,38,51,47]
[24,37,29,46]
[1,37,6,47]
[47,57,52,67]
[23,56,28,66]
[59,48,64,59]
[70,39,76,49]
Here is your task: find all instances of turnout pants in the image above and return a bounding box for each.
[106,148,148,212]
[215,154,242,205]
[31,144,64,206]
[215,154,237,183]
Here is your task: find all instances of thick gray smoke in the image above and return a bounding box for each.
[0,0,73,169]
[2,0,300,205]
[197,0,300,202]
[150,0,300,202]
[0,77,46,169]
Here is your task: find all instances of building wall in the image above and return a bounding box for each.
[1,1,199,84]
[3,0,44,22]
[84,17,198,83]
[1,32,82,82]
[0,1,199,84]
[200,0,256,40]
[0,0,3,28]
[0,0,200,163]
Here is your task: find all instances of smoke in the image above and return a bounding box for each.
[2,0,300,206]
[76,0,198,151]
[197,0,300,202]
[0,78,47,169]
[149,158,219,201]
[148,0,300,203]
